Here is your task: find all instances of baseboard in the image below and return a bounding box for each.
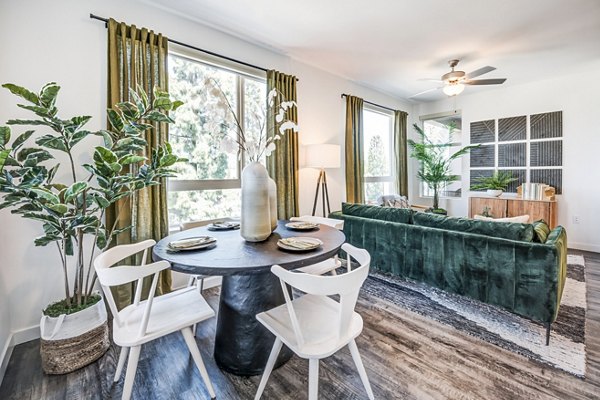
[12,325,40,346]
[0,333,14,387]
[570,242,600,254]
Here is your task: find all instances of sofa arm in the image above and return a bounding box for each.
[545,226,568,321]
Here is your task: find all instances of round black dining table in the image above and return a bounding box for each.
[153,220,346,376]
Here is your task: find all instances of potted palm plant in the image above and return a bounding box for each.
[408,123,479,214]
[0,82,186,374]
[471,171,517,197]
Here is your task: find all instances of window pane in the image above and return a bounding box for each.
[168,54,240,181]
[364,110,392,178]
[365,182,395,204]
[244,78,267,164]
[168,189,241,227]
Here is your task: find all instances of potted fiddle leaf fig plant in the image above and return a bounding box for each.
[0,82,186,374]
[471,170,517,197]
[408,123,479,215]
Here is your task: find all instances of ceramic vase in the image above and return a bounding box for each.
[241,162,271,242]
[487,189,503,197]
[268,177,278,231]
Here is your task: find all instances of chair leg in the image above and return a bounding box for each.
[182,327,216,399]
[254,338,283,400]
[122,345,141,400]
[348,339,374,400]
[192,278,205,336]
[308,359,319,400]
[114,346,130,382]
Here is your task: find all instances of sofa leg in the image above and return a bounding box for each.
[545,323,551,346]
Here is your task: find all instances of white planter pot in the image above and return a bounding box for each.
[40,294,109,374]
[487,189,503,197]
[241,162,272,242]
[268,177,278,231]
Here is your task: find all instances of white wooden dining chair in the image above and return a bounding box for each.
[94,239,216,400]
[254,243,374,400]
[291,216,344,276]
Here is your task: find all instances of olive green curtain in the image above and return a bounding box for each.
[344,95,364,203]
[106,18,171,309]
[266,70,299,219]
[394,110,409,197]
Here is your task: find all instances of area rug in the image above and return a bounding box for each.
[362,254,587,377]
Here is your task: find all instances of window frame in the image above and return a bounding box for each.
[362,104,396,200]
[418,110,464,199]
[166,44,267,195]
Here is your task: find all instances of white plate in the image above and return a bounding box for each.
[285,222,319,231]
[277,237,323,252]
[168,236,216,252]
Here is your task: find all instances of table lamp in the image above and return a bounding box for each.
[305,144,341,216]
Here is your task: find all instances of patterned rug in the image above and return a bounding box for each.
[362,254,587,377]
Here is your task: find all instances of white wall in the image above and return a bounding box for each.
[413,63,600,252]
[0,0,412,364]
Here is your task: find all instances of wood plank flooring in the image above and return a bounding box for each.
[1,250,599,399]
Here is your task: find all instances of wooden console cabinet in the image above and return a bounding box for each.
[469,196,558,228]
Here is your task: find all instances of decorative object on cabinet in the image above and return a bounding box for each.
[469,196,558,228]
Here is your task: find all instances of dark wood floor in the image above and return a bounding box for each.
[1,250,600,399]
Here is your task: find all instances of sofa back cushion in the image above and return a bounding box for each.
[342,202,413,224]
[413,212,534,242]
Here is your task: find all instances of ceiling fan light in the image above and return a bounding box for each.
[443,83,465,96]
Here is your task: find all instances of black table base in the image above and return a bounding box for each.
[214,270,293,376]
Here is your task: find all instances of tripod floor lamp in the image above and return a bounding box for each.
[305,144,341,217]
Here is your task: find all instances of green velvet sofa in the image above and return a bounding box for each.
[330,203,568,344]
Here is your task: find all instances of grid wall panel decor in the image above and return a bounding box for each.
[469,111,562,194]
[530,111,563,139]
[470,120,495,143]
[470,145,495,167]
[498,143,526,167]
[498,116,526,141]
[530,140,563,167]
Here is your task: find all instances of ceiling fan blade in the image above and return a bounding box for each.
[417,78,443,83]
[464,66,496,79]
[409,87,442,98]
[463,78,507,85]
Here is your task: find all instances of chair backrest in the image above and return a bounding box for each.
[290,215,344,230]
[180,217,235,231]
[271,243,370,347]
[93,239,170,338]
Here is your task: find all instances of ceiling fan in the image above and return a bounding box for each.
[411,59,507,98]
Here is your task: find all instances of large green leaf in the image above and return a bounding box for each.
[2,83,39,104]
[145,110,174,123]
[36,135,68,152]
[107,109,124,132]
[47,203,68,215]
[94,147,118,164]
[17,104,53,118]
[0,149,9,173]
[64,181,87,203]
[6,119,49,126]
[39,82,60,108]
[69,130,91,147]
[29,188,59,204]
[0,127,10,147]
[119,155,146,165]
[12,130,34,149]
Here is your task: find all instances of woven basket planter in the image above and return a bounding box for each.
[40,295,110,375]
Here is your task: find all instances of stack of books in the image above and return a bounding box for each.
[519,183,555,200]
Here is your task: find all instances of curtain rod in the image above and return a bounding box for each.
[340,93,398,113]
[89,13,298,81]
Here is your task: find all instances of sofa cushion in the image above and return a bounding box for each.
[474,214,530,224]
[342,202,413,224]
[413,212,534,242]
[532,220,551,243]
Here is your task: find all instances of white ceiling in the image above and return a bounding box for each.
[143,0,600,102]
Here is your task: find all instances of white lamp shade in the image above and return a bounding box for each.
[305,144,341,169]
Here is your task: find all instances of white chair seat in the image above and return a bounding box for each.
[290,216,344,230]
[114,287,215,347]
[257,294,363,359]
[295,258,339,275]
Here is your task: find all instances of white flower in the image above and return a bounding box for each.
[265,142,276,156]
[280,101,297,111]
[268,89,278,99]
[275,109,285,123]
[219,137,238,154]
[274,134,281,141]
[278,121,298,135]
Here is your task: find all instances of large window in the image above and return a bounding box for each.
[420,113,463,198]
[363,106,395,204]
[167,49,266,228]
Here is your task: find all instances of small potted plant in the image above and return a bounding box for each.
[0,82,185,374]
[471,171,517,197]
